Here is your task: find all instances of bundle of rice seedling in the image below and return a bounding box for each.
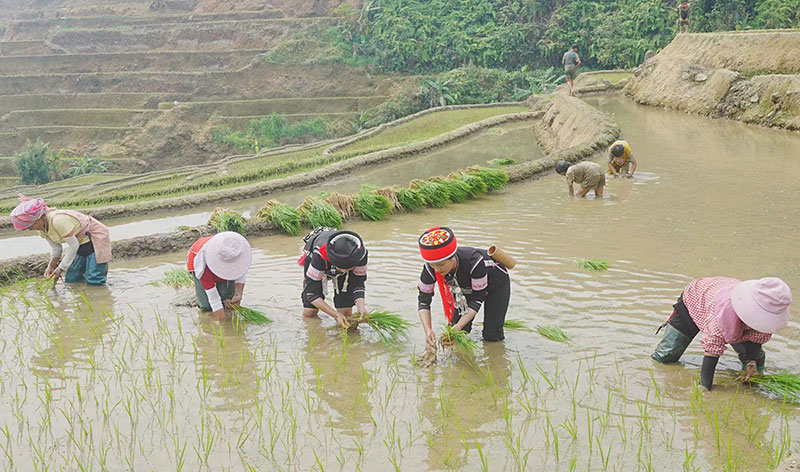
[467,166,509,191]
[457,173,489,198]
[208,208,246,235]
[374,187,401,211]
[411,179,450,208]
[487,157,516,167]
[537,325,570,343]
[503,319,528,330]
[353,187,394,221]
[435,177,470,203]
[396,187,426,211]
[748,373,800,402]
[155,267,194,288]
[362,310,411,346]
[442,324,479,354]
[257,200,301,236]
[325,193,356,220]
[298,197,343,229]
[576,259,609,271]
[231,304,273,325]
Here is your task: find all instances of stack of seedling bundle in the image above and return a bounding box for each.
[257,200,302,236]
[353,186,394,221]
[361,310,411,345]
[208,208,246,235]
[298,197,343,229]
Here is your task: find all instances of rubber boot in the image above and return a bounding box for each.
[731,342,766,372]
[651,324,693,364]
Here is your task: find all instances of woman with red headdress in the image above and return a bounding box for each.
[417,227,511,349]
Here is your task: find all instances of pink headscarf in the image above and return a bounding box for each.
[10,194,49,231]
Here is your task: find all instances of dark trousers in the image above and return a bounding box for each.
[451,270,511,342]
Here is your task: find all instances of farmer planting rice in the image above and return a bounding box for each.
[300,227,369,329]
[11,195,112,285]
[652,277,792,391]
[186,231,252,322]
[555,160,606,198]
[607,140,637,178]
[417,227,512,349]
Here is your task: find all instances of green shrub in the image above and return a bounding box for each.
[62,151,109,178]
[16,139,53,185]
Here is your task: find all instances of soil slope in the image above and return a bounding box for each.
[625,30,800,131]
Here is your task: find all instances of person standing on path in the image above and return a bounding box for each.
[679,1,691,33]
[562,44,581,97]
[555,160,605,198]
[651,277,792,391]
[187,231,252,322]
[11,195,112,285]
[607,140,637,178]
[417,227,511,350]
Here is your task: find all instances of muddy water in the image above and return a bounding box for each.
[1,97,798,471]
[0,122,540,261]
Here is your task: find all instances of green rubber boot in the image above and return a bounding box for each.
[651,324,693,364]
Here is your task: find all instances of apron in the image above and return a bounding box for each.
[49,210,113,264]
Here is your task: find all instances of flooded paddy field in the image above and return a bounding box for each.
[1,97,799,471]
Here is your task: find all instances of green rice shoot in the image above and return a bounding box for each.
[33,277,56,292]
[748,373,800,402]
[208,208,246,235]
[537,325,570,343]
[155,267,194,288]
[298,197,343,229]
[435,177,470,203]
[488,157,516,167]
[411,179,450,208]
[442,324,479,354]
[576,259,609,271]
[396,187,426,211]
[362,310,411,346]
[468,166,509,191]
[353,187,394,221]
[503,319,529,330]
[231,305,273,325]
[457,173,489,197]
[257,200,301,236]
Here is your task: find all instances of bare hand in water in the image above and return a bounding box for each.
[744,361,758,382]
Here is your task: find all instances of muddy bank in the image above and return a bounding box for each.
[625,31,800,131]
[0,96,619,283]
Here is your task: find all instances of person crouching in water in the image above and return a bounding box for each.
[300,227,368,329]
[11,195,112,284]
[607,140,637,178]
[417,227,511,350]
[652,277,792,391]
[187,231,252,322]
[555,160,605,198]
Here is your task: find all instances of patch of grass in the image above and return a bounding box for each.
[353,186,394,221]
[256,200,301,236]
[208,208,246,235]
[410,179,450,208]
[576,259,609,272]
[154,267,194,289]
[467,166,509,191]
[536,325,570,343]
[396,187,426,211]
[231,305,273,325]
[298,197,343,229]
[749,373,800,402]
[362,310,411,346]
[442,324,479,354]
[487,157,516,167]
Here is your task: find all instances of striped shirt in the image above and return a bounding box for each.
[682,277,772,356]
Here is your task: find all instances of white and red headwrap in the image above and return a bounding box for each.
[10,194,49,231]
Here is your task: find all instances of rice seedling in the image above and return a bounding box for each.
[32,276,56,292]
[396,187,426,211]
[748,373,800,402]
[208,208,246,235]
[410,179,450,208]
[441,324,479,354]
[256,200,302,236]
[298,197,343,229]
[374,187,401,211]
[576,259,609,272]
[434,177,470,203]
[353,187,394,221]
[325,193,356,220]
[467,166,509,191]
[361,311,411,346]
[154,267,194,288]
[487,157,516,167]
[537,325,570,343]
[503,319,528,330]
[230,305,273,325]
[456,173,489,198]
